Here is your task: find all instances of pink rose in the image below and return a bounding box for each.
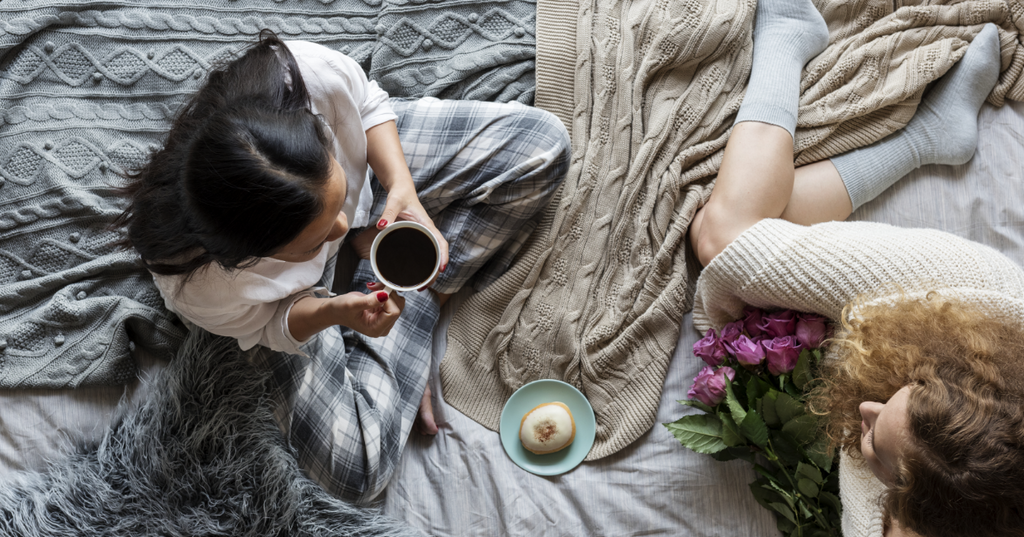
[693,329,727,367]
[759,310,797,338]
[795,313,827,349]
[763,336,801,376]
[742,307,764,338]
[720,321,743,345]
[688,365,736,407]
[727,334,765,366]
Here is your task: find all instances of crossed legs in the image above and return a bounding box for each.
[691,9,1001,267]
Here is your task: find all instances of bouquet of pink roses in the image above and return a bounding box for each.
[665,307,841,537]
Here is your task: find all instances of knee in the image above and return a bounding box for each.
[520,106,572,175]
[692,203,737,268]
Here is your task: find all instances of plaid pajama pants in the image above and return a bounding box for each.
[258,98,570,504]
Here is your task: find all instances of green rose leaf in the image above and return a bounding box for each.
[793,349,813,390]
[725,377,747,425]
[747,374,771,404]
[806,436,835,473]
[797,477,819,498]
[769,502,798,525]
[775,392,805,424]
[678,398,715,414]
[664,415,728,454]
[750,480,786,510]
[819,491,843,516]
[796,462,823,485]
[782,414,820,445]
[762,390,781,427]
[740,409,770,448]
[776,516,797,535]
[720,412,745,447]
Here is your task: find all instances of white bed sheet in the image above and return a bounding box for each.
[2,102,1023,537]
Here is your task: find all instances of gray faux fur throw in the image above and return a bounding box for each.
[0,330,421,537]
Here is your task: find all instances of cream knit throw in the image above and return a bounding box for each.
[442,0,1024,460]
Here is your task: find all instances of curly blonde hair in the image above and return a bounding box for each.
[811,291,1024,537]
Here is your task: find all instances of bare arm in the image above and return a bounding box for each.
[287,282,405,341]
[364,121,450,272]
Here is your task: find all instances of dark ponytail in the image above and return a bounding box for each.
[117,30,333,278]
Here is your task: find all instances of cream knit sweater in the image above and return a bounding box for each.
[442,0,1024,460]
[692,218,1024,537]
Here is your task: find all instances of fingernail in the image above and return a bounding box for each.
[376,292,388,302]
[377,219,388,228]
[367,281,377,287]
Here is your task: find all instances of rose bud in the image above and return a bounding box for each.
[688,365,736,407]
[759,309,797,338]
[763,336,801,376]
[742,306,764,338]
[727,334,765,366]
[720,321,743,346]
[693,329,727,367]
[795,314,828,349]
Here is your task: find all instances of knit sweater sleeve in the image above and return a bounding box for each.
[693,218,1024,332]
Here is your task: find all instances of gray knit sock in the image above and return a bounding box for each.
[734,0,829,137]
[833,23,1001,211]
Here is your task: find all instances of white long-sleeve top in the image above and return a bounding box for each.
[151,41,397,354]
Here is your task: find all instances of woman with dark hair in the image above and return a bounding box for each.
[687,2,1023,535]
[120,31,570,503]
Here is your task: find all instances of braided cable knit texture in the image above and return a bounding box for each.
[0,0,537,388]
[442,0,1024,461]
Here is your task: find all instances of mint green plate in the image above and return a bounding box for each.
[499,379,596,476]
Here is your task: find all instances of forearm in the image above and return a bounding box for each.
[287,295,337,342]
[365,121,415,198]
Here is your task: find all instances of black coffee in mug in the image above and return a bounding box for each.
[375,227,437,287]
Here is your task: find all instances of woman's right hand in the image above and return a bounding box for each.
[329,282,405,337]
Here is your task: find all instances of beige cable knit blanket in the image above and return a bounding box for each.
[441,0,1024,460]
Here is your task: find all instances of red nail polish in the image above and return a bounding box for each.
[440,264,447,273]
[378,219,388,228]
[367,281,377,287]
[376,292,388,302]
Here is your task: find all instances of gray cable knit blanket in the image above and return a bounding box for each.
[0,0,536,388]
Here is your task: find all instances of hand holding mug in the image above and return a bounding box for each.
[370,221,442,296]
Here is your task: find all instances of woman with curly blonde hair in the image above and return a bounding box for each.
[687,1,1021,535]
[815,295,1024,537]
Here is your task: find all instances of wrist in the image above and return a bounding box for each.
[382,175,416,197]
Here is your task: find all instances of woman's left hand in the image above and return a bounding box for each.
[377,184,449,288]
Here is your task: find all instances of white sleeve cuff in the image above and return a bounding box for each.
[267,287,330,356]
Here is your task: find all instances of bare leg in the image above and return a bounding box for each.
[413,384,439,435]
[692,122,797,267]
[691,0,827,266]
[779,159,851,225]
[690,157,851,262]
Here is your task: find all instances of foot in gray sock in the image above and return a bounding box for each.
[734,0,830,137]
[833,23,1001,211]
[903,23,1001,166]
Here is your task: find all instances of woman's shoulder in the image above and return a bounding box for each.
[282,40,364,85]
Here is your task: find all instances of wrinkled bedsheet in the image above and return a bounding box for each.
[2,101,1023,535]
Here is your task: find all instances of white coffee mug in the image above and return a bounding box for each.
[369,220,441,296]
